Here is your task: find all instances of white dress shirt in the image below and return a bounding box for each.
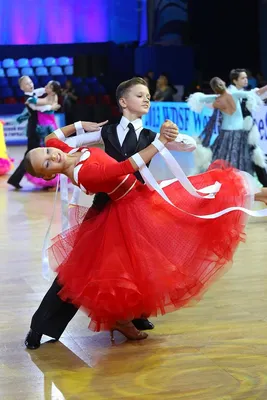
[25,87,53,112]
[74,116,196,151]
[25,88,46,97]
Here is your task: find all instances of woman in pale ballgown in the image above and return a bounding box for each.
[188,77,264,178]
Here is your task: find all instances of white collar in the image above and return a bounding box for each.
[25,91,35,96]
[120,116,143,131]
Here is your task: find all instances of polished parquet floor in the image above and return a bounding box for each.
[1,148,267,400]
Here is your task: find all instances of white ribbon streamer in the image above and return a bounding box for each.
[42,175,78,281]
[60,174,70,231]
[70,186,81,205]
[138,149,267,219]
[159,147,221,198]
[42,177,60,280]
[42,145,267,280]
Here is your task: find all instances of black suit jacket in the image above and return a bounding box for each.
[24,94,41,150]
[92,123,157,210]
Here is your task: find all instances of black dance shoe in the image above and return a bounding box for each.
[24,329,42,350]
[7,178,22,190]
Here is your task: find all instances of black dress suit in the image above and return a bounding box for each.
[30,124,157,339]
[8,94,41,186]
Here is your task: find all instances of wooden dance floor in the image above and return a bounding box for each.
[1,148,267,400]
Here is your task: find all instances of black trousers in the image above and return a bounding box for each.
[30,278,78,339]
[29,196,110,339]
[254,164,267,187]
[8,133,40,186]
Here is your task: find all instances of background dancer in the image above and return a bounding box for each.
[7,76,59,189]
[188,77,263,178]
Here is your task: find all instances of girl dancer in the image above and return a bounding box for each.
[25,80,61,189]
[24,121,267,340]
[26,80,61,138]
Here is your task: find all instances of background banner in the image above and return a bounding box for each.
[143,101,267,154]
[143,101,216,136]
[4,113,65,145]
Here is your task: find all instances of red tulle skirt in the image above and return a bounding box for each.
[49,163,256,331]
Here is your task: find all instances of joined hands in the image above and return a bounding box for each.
[159,119,179,144]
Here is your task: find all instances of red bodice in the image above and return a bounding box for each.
[46,138,138,200]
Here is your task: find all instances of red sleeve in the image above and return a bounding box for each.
[79,159,136,191]
[102,159,136,180]
[46,138,74,153]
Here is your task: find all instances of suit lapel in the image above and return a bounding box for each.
[107,124,122,154]
[135,129,150,152]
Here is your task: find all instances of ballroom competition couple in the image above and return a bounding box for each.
[25,76,267,348]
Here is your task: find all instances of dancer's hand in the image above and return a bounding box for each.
[160,120,179,142]
[82,120,108,132]
[51,103,61,111]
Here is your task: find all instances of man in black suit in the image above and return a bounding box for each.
[229,68,267,186]
[25,77,196,349]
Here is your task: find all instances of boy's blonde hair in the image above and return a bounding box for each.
[116,77,148,111]
[18,75,29,88]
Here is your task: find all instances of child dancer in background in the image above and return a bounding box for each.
[27,80,61,138]
[7,76,59,189]
[25,80,61,189]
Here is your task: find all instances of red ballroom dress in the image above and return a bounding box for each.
[47,138,257,332]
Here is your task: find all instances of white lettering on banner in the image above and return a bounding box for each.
[3,113,65,145]
[253,105,267,154]
[143,102,215,136]
[143,101,267,154]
